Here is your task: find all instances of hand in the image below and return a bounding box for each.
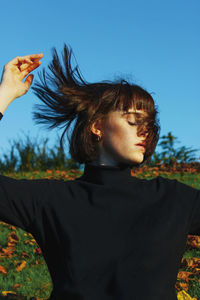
[0,53,43,103]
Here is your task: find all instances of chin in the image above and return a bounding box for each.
[121,156,144,167]
[132,153,144,163]
[113,151,145,167]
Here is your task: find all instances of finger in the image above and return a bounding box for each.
[18,56,43,71]
[24,74,34,90]
[18,56,43,67]
[31,57,42,63]
[21,61,41,78]
[6,54,43,67]
[20,63,31,71]
[19,59,40,71]
[23,53,43,61]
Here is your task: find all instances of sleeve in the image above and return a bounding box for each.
[0,174,53,233]
[172,178,200,236]
[158,176,200,236]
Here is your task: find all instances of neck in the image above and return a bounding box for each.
[91,146,125,167]
[88,160,140,169]
[89,161,127,169]
[76,162,134,185]
[89,161,114,167]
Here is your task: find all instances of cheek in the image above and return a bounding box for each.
[104,123,133,147]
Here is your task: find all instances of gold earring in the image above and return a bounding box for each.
[97,135,102,142]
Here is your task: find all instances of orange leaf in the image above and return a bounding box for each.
[178,282,189,291]
[177,271,193,282]
[13,284,21,288]
[0,265,7,274]
[2,291,17,296]
[9,225,16,230]
[34,247,42,255]
[21,251,30,258]
[182,257,200,269]
[187,235,200,249]
[16,260,27,272]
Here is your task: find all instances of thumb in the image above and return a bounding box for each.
[24,74,34,91]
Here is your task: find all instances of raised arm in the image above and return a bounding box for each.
[0,53,47,233]
[0,53,43,115]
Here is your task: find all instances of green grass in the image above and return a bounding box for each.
[0,223,52,299]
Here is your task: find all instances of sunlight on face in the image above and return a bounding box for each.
[93,108,148,167]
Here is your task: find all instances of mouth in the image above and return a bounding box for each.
[136,143,146,147]
[135,143,146,151]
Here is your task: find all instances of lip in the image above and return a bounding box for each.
[136,145,145,151]
[135,143,146,151]
[136,143,146,147]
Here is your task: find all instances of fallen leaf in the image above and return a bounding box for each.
[177,290,197,300]
[16,260,27,272]
[0,265,7,274]
[177,271,193,282]
[2,291,17,296]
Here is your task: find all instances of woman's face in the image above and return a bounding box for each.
[91,108,148,167]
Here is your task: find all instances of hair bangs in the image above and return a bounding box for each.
[114,82,155,115]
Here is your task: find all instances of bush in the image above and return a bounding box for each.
[0,131,82,173]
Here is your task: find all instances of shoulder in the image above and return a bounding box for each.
[0,174,74,203]
[129,175,174,189]
[130,175,197,196]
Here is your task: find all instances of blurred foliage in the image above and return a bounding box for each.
[0,132,81,173]
[149,132,199,167]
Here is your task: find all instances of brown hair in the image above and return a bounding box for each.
[32,44,160,167]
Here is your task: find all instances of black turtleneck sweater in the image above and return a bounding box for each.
[0,163,200,300]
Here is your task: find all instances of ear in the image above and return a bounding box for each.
[90,119,104,137]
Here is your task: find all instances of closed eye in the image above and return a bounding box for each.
[128,122,138,126]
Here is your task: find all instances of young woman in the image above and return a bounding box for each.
[0,45,199,300]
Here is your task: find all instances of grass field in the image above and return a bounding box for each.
[0,167,199,300]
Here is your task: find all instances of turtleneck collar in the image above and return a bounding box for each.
[75,162,133,185]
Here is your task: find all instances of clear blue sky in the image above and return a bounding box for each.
[0,0,199,163]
